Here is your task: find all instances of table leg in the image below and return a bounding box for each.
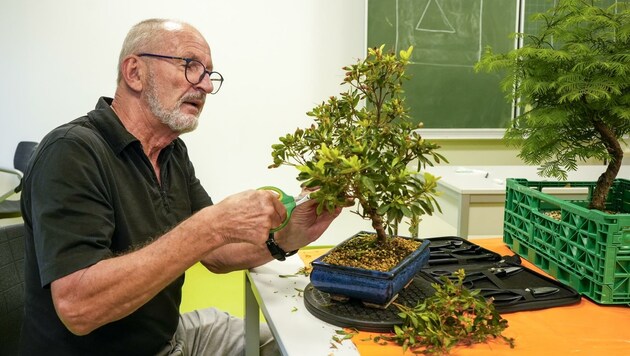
[457,193,471,238]
[245,272,260,356]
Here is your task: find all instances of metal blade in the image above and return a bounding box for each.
[526,286,560,297]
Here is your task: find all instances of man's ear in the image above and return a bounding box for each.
[120,56,144,92]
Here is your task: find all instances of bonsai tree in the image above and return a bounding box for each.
[475,0,630,211]
[269,45,446,245]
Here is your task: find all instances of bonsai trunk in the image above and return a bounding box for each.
[590,119,624,211]
[366,208,388,244]
[356,195,389,244]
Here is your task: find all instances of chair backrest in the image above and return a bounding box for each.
[0,223,25,356]
[13,141,38,173]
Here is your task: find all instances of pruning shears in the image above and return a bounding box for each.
[258,186,312,232]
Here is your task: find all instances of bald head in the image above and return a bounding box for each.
[116,19,207,84]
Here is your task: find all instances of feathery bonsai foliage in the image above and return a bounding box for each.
[475,0,630,210]
[269,46,446,243]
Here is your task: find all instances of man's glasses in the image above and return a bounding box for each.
[137,53,224,94]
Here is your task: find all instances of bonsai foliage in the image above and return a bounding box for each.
[376,270,514,354]
[269,45,446,243]
[475,0,630,210]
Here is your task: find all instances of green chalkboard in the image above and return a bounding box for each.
[523,0,620,43]
[368,0,518,130]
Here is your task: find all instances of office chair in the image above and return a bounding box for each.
[0,223,25,356]
[0,141,38,219]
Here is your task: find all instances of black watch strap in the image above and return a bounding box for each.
[265,233,298,261]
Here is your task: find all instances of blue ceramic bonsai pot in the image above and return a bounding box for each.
[310,232,431,305]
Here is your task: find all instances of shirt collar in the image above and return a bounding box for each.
[88,96,140,156]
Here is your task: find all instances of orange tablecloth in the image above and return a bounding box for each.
[300,238,630,355]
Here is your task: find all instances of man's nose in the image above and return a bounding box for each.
[195,72,214,94]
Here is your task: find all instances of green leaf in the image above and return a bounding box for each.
[399,46,413,61]
[360,176,376,193]
[376,204,390,215]
[296,165,312,174]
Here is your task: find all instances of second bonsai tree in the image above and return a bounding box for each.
[475,0,630,211]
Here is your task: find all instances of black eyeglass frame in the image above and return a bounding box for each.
[137,53,224,94]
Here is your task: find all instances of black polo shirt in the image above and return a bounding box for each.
[20,97,213,355]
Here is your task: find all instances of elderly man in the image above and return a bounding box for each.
[19,18,340,355]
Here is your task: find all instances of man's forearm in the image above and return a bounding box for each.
[201,241,274,273]
[51,211,224,335]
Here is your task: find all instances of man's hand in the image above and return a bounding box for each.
[209,189,288,246]
[199,186,344,272]
[273,187,343,252]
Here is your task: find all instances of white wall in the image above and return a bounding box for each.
[2,0,418,244]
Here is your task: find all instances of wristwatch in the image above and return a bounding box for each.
[266,233,298,261]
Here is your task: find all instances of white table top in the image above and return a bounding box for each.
[423,165,629,195]
[248,255,360,356]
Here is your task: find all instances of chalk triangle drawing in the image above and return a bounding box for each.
[416,0,455,33]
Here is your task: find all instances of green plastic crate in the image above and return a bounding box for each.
[503,178,630,305]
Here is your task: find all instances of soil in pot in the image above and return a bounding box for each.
[321,232,421,272]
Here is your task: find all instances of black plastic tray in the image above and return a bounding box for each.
[303,237,581,332]
[304,273,436,332]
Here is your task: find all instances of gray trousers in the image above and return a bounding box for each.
[157,307,279,356]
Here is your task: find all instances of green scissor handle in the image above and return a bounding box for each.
[258,186,297,232]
